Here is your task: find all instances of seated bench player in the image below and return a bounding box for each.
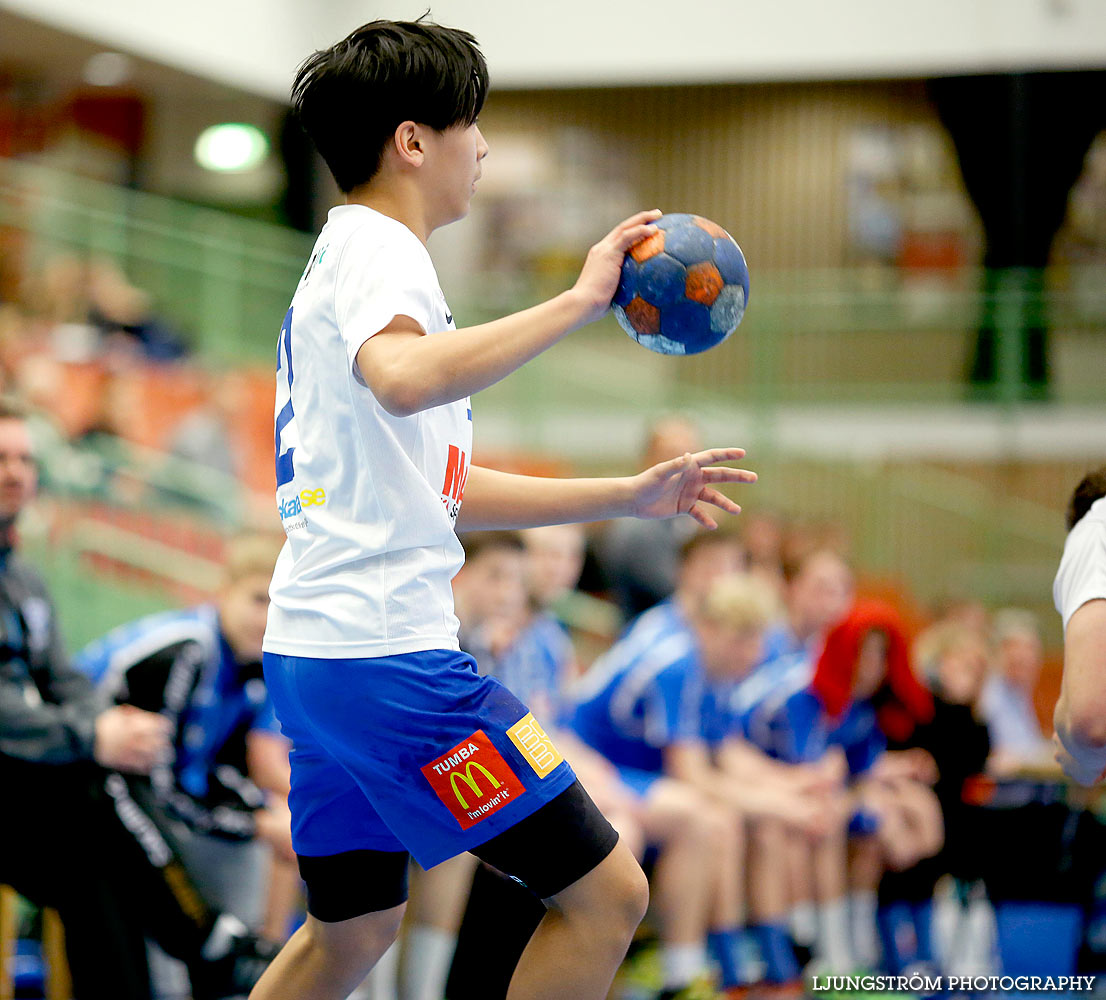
[75,533,294,997]
[742,600,945,970]
[0,401,277,1000]
[572,573,829,988]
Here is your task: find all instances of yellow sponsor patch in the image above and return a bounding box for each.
[507,713,564,779]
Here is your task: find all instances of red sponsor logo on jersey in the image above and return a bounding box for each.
[420,730,526,830]
[442,445,468,505]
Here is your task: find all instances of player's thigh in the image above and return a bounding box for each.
[545,836,649,930]
[408,853,480,927]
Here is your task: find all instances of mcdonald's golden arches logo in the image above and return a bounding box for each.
[421,729,527,830]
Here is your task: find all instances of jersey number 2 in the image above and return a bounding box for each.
[275,306,295,487]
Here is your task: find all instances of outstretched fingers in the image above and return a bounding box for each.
[688,503,719,531]
[699,486,742,515]
[691,447,748,466]
[701,466,757,484]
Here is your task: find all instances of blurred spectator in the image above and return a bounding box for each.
[596,415,702,621]
[878,622,993,971]
[743,601,944,971]
[912,623,993,805]
[741,508,787,608]
[161,371,251,524]
[523,522,586,614]
[913,623,992,871]
[760,546,854,665]
[74,533,292,998]
[929,594,992,638]
[87,259,189,364]
[1052,466,1106,785]
[980,608,1054,772]
[28,255,187,366]
[0,400,275,999]
[166,372,242,480]
[520,523,618,674]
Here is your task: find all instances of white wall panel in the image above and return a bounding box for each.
[2,0,1105,99]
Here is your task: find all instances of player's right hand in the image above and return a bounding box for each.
[93,704,172,774]
[571,210,662,325]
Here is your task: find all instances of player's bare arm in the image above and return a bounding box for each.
[356,210,662,417]
[455,449,756,532]
[1054,598,1106,784]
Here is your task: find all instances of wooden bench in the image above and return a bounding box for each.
[0,885,72,1000]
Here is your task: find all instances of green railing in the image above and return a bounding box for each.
[5,158,1106,403]
[26,531,179,652]
[0,159,313,363]
[749,457,1067,644]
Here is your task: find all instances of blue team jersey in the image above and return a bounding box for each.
[614,597,685,643]
[571,599,716,774]
[742,659,885,776]
[734,649,812,747]
[75,605,283,837]
[482,614,574,726]
[699,679,746,748]
[757,620,813,669]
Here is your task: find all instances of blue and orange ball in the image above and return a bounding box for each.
[612,213,749,355]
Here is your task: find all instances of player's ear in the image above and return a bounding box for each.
[393,121,424,167]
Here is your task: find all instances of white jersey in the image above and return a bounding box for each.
[264,205,472,659]
[1054,496,1106,631]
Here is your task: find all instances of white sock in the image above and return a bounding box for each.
[790,901,818,947]
[849,891,881,968]
[350,939,400,1000]
[662,943,710,989]
[815,898,855,971]
[402,925,457,1000]
[200,913,248,961]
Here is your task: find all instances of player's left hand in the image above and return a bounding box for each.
[630,448,756,529]
[1053,731,1106,787]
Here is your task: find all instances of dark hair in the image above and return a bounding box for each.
[780,544,850,585]
[0,397,28,421]
[1067,466,1106,531]
[292,18,488,193]
[460,530,524,563]
[678,529,746,567]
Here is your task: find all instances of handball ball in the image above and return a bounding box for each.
[612,213,749,355]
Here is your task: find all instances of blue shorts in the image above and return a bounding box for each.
[262,649,577,869]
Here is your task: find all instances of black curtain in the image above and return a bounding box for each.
[928,71,1106,397]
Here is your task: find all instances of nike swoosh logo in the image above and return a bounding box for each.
[446,311,454,325]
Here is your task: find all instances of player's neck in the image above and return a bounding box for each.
[345,179,434,245]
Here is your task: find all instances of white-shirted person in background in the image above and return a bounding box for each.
[1053,466,1106,785]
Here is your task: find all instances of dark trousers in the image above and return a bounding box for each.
[446,863,546,1000]
[0,758,215,1000]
